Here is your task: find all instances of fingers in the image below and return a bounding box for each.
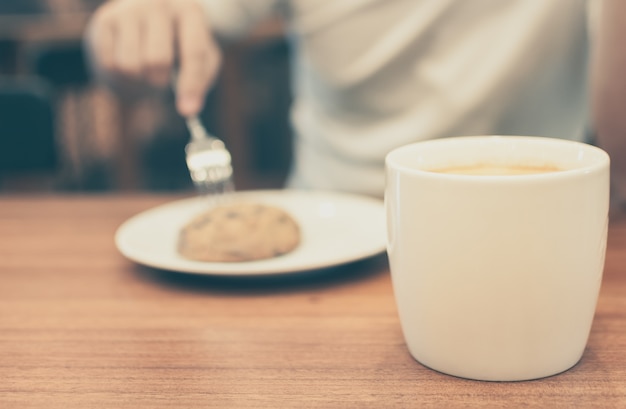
[85,2,117,74]
[174,2,222,116]
[143,8,174,87]
[87,0,148,80]
[86,0,221,116]
[114,13,143,77]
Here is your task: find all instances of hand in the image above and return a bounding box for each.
[85,0,221,116]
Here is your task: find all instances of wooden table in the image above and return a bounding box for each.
[1,194,625,408]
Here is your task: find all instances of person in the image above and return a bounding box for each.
[592,0,626,206]
[86,0,621,200]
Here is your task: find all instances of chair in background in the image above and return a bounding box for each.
[27,40,120,191]
[0,76,58,191]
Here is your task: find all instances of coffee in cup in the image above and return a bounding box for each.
[429,163,562,175]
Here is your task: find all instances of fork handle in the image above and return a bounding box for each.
[185,116,211,142]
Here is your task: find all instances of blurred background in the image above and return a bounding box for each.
[0,0,292,193]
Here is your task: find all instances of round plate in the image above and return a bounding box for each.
[114,190,386,275]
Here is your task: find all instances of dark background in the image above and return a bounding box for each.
[0,0,292,192]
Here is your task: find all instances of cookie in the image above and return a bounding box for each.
[178,202,301,262]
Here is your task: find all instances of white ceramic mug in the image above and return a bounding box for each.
[385,136,610,381]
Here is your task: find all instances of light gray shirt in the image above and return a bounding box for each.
[200,0,590,197]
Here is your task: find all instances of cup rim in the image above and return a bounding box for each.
[385,135,610,181]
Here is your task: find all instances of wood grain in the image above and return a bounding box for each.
[1,194,625,408]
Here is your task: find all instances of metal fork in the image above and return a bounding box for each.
[172,69,234,196]
[183,115,234,196]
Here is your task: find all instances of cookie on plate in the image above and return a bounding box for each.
[178,202,301,262]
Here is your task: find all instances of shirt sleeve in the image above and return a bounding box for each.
[195,0,284,39]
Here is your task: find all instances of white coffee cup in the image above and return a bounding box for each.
[385,135,610,381]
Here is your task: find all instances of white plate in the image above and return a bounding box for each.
[115,190,386,276]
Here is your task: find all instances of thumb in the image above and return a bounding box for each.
[174,5,222,117]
